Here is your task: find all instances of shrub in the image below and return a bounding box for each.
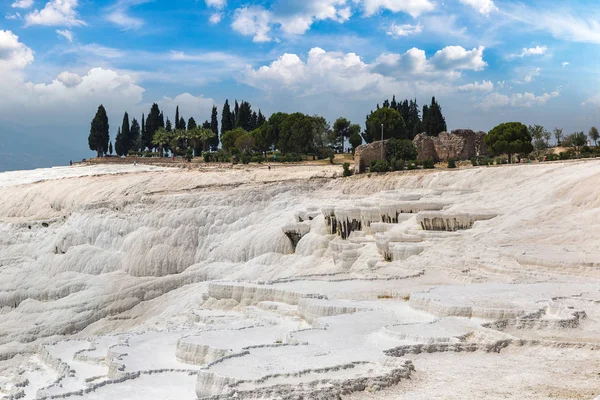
[370,160,390,173]
[480,157,493,166]
[240,153,252,164]
[316,147,335,161]
[387,138,418,162]
[202,151,212,163]
[447,158,456,169]
[406,160,418,170]
[251,154,265,164]
[186,147,193,161]
[559,150,575,160]
[342,162,353,177]
[422,158,435,169]
[390,158,405,171]
[470,157,479,166]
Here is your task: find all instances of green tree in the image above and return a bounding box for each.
[152,128,171,157]
[120,112,130,153]
[349,131,362,153]
[425,97,446,136]
[553,128,563,146]
[115,127,125,156]
[485,122,533,163]
[188,117,197,131]
[234,132,256,153]
[236,101,253,131]
[407,99,421,138]
[365,107,407,142]
[386,139,417,161]
[145,103,162,151]
[141,114,146,149]
[265,112,288,150]
[233,100,239,127]
[589,127,599,146]
[88,104,110,157]
[165,118,172,132]
[222,128,247,152]
[109,140,113,155]
[311,115,332,150]
[529,125,549,153]
[210,105,219,151]
[178,117,186,131]
[257,110,266,127]
[251,126,269,153]
[175,106,180,130]
[221,100,234,135]
[130,118,141,153]
[278,113,316,154]
[333,117,351,151]
[571,131,587,156]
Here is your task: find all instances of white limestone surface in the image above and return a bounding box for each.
[1,161,600,399]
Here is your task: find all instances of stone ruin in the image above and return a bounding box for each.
[413,129,488,162]
[354,129,489,173]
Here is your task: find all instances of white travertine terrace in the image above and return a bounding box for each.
[1,162,600,399]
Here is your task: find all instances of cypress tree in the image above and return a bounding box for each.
[236,101,252,131]
[233,100,239,127]
[88,104,110,157]
[115,127,125,156]
[221,99,233,134]
[175,106,180,130]
[159,111,165,129]
[427,97,447,136]
[390,95,398,111]
[257,110,266,127]
[383,99,390,108]
[109,140,113,155]
[145,103,162,150]
[400,100,409,123]
[188,117,197,130]
[407,99,420,139]
[210,105,219,151]
[179,117,186,131]
[250,111,258,131]
[166,118,172,132]
[121,112,130,153]
[141,114,146,150]
[130,118,140,153]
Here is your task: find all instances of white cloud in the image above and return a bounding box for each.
[509,45,547,58]
[458,0,497,15]
[504,5,600,44]
[0,30,34,73]
[56,71,82,87]
[561,61,569,68]
[582,94,600,108]
[205,0,226,8]
[25,0,84,27]
[458,80,494,92]
[361,0,435,17]
[514,67,541,84]
[231,6,272,42]
[56,29,73,42]
[12,0,34,8]
[430,45,487,72]
[105,0,148,30]
[386,23,423,38]
[156,93,214,124]
[480,90,560,109]
[231,0,352,41]
[209,12,222,24]
[5,12,22,20]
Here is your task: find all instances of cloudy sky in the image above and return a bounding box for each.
[0,0,599,170]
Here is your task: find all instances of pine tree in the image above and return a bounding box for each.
[210,105,219,151]
[422,105,430,136]
[130,118,141,153]
[257,110,266,127]
[109,140,113,155]
[159,111,165,129]
[390,95,397,111]
[221,99,234,134]
[236,101,252,131]
[141,114,146,150]
[383,99,390,108]
[407,99,421,139]
[179,117,186,131]
[250,111,258,131]
[400,100,409,123]
[88,104,110,157]
[166,118,172,132]
[121,112,130,153]
[188,117,197,130]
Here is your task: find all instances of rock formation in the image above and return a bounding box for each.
[414,129,488,162]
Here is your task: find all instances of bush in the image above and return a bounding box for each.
[202,152,212,163]
[559,150,575,160]
[251,154,265,164]
[342,162,353,177]
[387,139,418,162]
[316,147,335,161]
[240,153,252,164]
[186,147,193,161]
[143,151,158,158]
[480,157,493,166]
[406,160,418,170]
[422,158,435,169]
[370,160,390,173]
[447,158,456,169]
[390,158,405,171]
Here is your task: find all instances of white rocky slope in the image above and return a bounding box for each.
[0,162,599,399]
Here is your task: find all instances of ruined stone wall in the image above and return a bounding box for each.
[354,141,387,173]
[414,130,488,162]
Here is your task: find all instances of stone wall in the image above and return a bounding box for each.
[354,140,387,173]
[414,129,488,162]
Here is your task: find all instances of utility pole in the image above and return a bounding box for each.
[381,124,384,160]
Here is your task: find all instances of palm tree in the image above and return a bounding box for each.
[152,128,171,157]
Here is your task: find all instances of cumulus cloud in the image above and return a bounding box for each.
[12,0,34,8]
[480,90,560,109]
[514,67,541,84]
[209,12,222,24]
[231,0,352,41]
[509,45,547,58]
[582,94,600,108]
[206,0,226,8]
[0,30,34,74]
[5,12,22,20]
[25,0,85,27]
[457,80,494,92]
[361,0,435,17]
[561,61,569,68]
[430,45,487,71]
[386,23,423,37]
[458,0,497,15]
[56,71,82,87]
[56,29,73,42]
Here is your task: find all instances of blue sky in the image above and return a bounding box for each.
[0,0,599,170]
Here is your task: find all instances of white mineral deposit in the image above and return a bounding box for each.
[1,161,600,399]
